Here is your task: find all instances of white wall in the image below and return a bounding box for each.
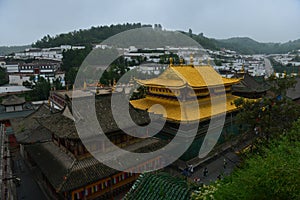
[6,65,19,73]
[14,105,23,111]
[9,75,31,85]
[5,106,14,112]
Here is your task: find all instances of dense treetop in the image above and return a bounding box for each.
[2,23,300,55]
[32,23,151,48]
[31,23,300,54]
[191,117,300,200]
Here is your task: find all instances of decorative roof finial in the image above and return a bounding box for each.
[83,80,87,90]
[179,57,183,65]
[190,54,194,65]
[208,58,211,66]
[199,58,202,65]
[169,57,173,66]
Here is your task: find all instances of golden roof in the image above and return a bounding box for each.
[130,94,239,122]
[136,65,240,88]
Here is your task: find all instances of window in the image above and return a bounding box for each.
[74,192,80,200]
[93,185,98,192]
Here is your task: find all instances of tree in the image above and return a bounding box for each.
[188,28,193,37]
[191,119,300,200]
[293,54,300,62]
[65,67,79,86]
[0,67,8,86]
[98,56,130,85]
[30,76,51,101]
[22,80,33,88]
[32,23,144,48]
[214,59,222,66]
[61,45,93,87]
[130,85,146,100]
[234,76,300,143]
[52,77,64,90]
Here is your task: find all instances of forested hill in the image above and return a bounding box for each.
[32,23,220,51]
[217,37,300,54]
[0,45,30,56]
[28,23,300,54]
[32,23,152,48]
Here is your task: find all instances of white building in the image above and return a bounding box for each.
[14,45,85,61]
[7,62,65,86]
[5,64,19,73]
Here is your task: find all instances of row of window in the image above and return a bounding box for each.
[20,65,54,70]
[150,87,180,95]
[72,172,134,199]
[72,157,162,199]
[127,157,163,174]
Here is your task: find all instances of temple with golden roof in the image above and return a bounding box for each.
[131,57,240,122]
[130,57,243,161]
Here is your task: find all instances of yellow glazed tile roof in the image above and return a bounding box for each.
[130,94,239,122]
[136,67,185,87]
[136,65,240,88]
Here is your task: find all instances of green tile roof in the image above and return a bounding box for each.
[124,173,194,200]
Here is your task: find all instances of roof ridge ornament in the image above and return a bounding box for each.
[169,57,173,67]
[190,54,194,65]
[179,57,183,65]
[241,64,245,73]
[199,58,202,65]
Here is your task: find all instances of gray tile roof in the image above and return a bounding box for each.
[232,73,269,93]
[26,141,116,192]
[38,94,150,139]
[287,77,300,100]
[1,95,25,106]
[25,142,75,191]
[10,104,52,143]
[25,139,166,192]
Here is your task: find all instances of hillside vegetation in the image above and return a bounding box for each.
[2,23,300,56]
[0,45,30,56]
[218,37,300,54]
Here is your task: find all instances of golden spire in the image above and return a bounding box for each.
[169,57,174,66]
[83,81,87,90]
[273,69,276,75]
[284,70,287,78]
[111,79,117,92]
[199,58,202,65]
[179,57,183,65]
[190,54,194,65]
[241,64,245,73]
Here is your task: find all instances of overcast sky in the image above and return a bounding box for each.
[1,0,300,46]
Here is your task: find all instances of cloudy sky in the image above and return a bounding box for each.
[1,0,300,46]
